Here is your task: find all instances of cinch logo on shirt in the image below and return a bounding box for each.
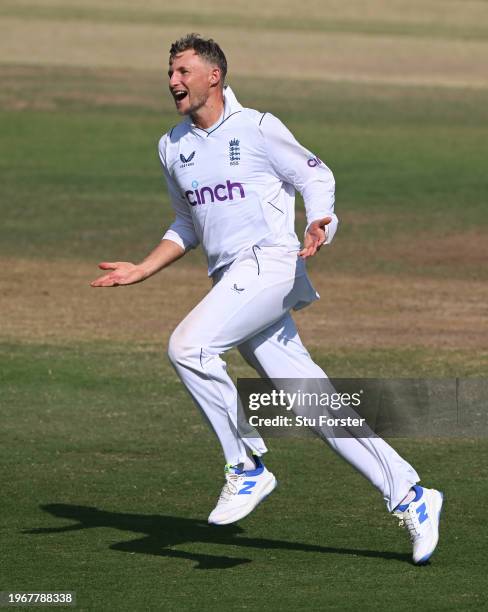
[185,180,245,206]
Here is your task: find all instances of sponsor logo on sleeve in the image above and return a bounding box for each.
[307,155,323,167]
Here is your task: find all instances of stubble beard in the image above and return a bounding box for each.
[177,91,209,117]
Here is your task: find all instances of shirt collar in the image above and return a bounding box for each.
[188,85,242,132]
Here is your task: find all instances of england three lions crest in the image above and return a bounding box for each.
[229,138,240,166]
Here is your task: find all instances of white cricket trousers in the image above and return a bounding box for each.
[168,245,419,511]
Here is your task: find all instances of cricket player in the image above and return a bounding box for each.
[92,34,443,564]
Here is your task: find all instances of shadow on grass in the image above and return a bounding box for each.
[24,503,411,569]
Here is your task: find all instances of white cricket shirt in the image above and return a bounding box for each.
[159,86,338,276]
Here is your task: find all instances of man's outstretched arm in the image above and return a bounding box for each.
[91,239,185,287]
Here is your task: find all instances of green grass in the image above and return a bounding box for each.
[1,31,487,609]
[1,342,487,610]
[1,70,487,273]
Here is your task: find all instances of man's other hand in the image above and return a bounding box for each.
[90,262,147,287]
[299,217,332,259]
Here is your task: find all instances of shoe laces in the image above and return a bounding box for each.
[218,472,243,503]
[393,506,421,541]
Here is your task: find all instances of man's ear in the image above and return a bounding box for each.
[209,67,221,87]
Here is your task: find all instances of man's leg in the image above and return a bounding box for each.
[238,313,419,511]
[167,248,316,464]
[167,248,317,523]
[239,313,444,563]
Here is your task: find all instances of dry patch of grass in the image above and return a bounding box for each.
[296,273,487,351]
[0,65,166,113]
[1,257,486,352]
[1,17,487,89]
[4,0,488,34]
[323,225,488,280]
[390,232,488,270]
[3,65,487,122]
[0,258,209,346]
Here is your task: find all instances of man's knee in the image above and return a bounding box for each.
[168,328,195,366]
[168,325,210,367]
[168,327,223,371]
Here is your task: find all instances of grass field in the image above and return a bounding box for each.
[1,1,488,610]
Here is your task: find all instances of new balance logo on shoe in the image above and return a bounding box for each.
[238,481,257,495]
[416,502,429,524]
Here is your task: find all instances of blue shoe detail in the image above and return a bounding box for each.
[396,502,410,512]
[225,463,244,475]
[396,484,425,512]
[243,455,265,477]
[416,502,429,524]
[412,484,424,502]
[396,502,409,512]
[238,480,257,495]
[225,456,266,478]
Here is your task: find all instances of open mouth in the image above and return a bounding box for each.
[173,90,188,102]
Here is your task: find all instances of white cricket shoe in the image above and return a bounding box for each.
[393,485,444,564]
[208,456,277,525]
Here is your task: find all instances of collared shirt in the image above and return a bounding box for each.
[159,86,338,276]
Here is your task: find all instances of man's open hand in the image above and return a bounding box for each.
[299,217,332,259]
[90,262,147,287]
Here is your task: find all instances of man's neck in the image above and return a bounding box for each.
[190,93,225,129]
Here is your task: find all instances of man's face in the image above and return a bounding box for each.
[168,49,218,116]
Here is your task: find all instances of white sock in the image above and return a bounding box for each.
[399,488,416,507]
[242,455,256,471]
